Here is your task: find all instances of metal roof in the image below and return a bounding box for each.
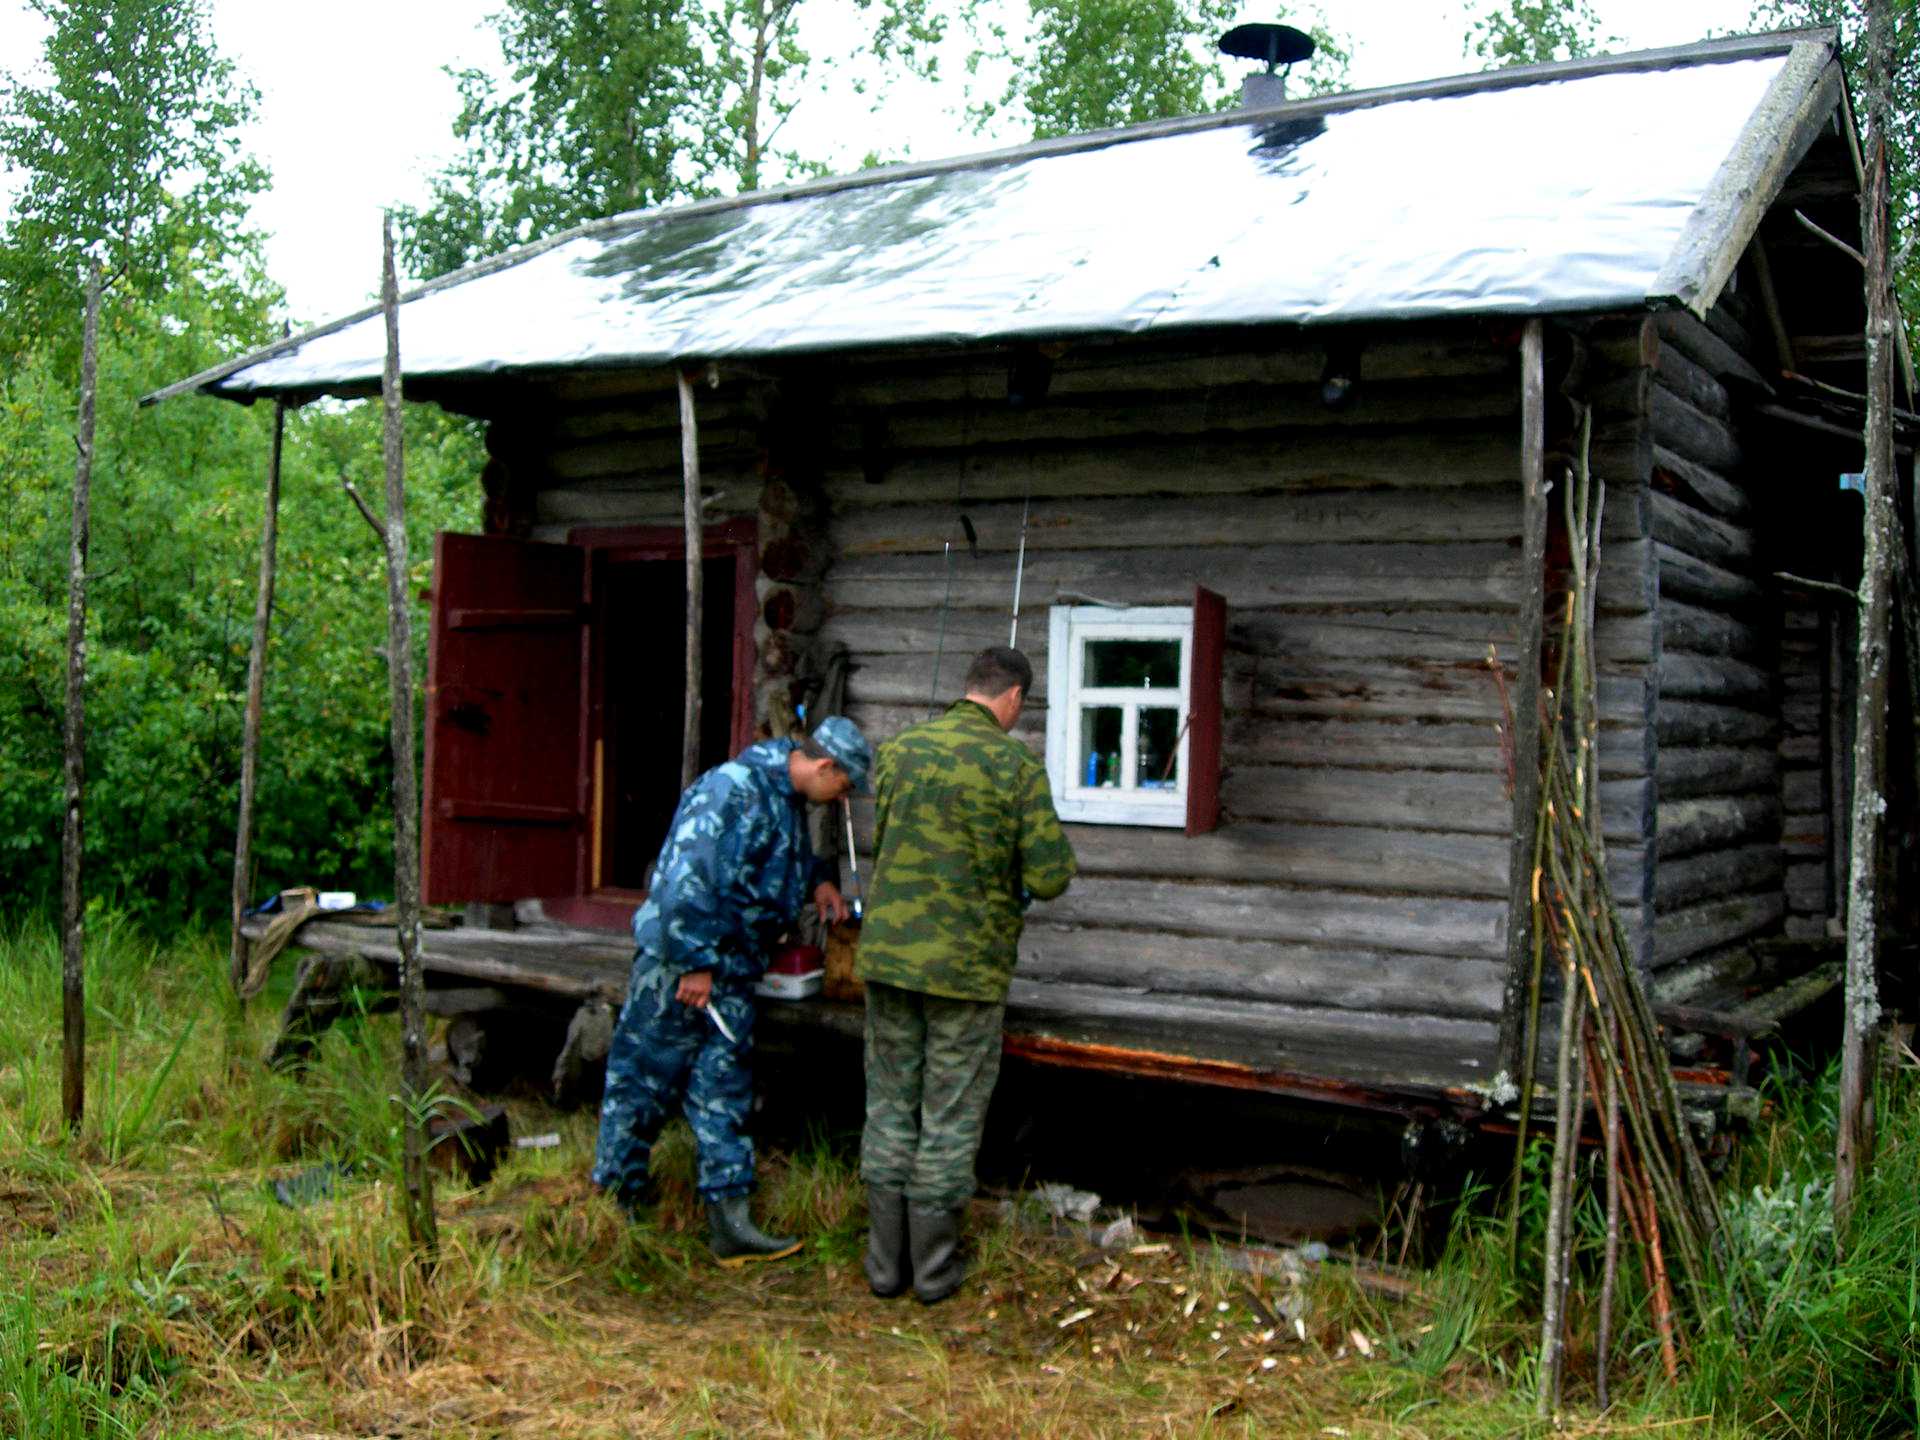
[150,31,1842,406]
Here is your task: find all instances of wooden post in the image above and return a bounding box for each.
[230,346,288,995]
[61,260,102,1133]
[379,217,437,1256]
[1496,318,1550,1097]
[679,367,704,791]
[1836,0,1898,1243]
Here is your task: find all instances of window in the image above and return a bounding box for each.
[1045,588,1226,834]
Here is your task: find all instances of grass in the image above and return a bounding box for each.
[0,912,1900,1436]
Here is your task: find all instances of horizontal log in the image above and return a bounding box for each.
[1785,859,1828,913]
[1661,599,1766,659]
[1042,876,1507,959]
[823,429,1520,508]
[1064,819,1511,897]
[1016,925,1505,1017]
[826,376,1518,455]
[1224,766,1509,835]
[1655,311,1771,393]
[1651,335,1733,420]
[1651,383,1743,474]
[1596,537,1658,615]
[1656,543,1766,608]
[1655,892,1787,968]
[1657,652,1775,706]
[280,920,630,1000]
[538,429,761,483]
[1659,699,1776,747]
[833,488,1526,558]
[1594,610,1660,667]
[1649,491,1755,568]
[1227,714,1508,772]
[1783,768,1824,814]
[536,473,762,524]
[1657,744,1778,800]
[828,541,1527,612]
[827,331,1514,409]
[1652,445,1751,521]
[1658,794,1781,859]
[1658,843,1786,911]
[1004,977,1500,1089]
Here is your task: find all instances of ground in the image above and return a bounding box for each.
[0,925,1819,1437]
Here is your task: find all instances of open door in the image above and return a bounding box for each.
[1187,585,1226,837]
[422,533,587,905]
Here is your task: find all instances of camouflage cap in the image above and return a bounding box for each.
[810,715,873,794]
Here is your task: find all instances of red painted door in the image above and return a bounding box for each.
[422,533,587,905]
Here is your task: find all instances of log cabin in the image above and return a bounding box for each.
[152,28,1912,1127]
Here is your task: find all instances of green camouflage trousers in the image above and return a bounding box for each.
[860,980,1005,1210]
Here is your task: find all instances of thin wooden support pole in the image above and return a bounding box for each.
[1497,318,1550,1096]
[379,217,436,1257]
[679,367,704,790]
[230,347,288,996]
[1837,0,1899,1244]
[61,260,102,1134]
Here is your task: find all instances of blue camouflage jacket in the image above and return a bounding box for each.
[631,740,827,984]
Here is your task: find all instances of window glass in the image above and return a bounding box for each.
[1078,706,1124,787]
[1137,707,1181,789]
[1085,638,1181,689]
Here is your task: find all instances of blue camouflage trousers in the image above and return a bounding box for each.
[592,958,758,1204]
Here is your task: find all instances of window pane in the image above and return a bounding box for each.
[1137,707,1181,789]
[1085,638,1181,689]
[1078,706,1123,787]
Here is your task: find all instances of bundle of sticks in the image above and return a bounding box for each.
[1507,409,1740,1415]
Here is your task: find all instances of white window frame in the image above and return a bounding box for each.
[1045,605,1193,827]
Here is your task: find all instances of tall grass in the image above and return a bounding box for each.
[1686,1059,1920,1436]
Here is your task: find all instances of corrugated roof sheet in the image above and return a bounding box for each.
[159,37,1836,404]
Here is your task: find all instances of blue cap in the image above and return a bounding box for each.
[810,715,873,794]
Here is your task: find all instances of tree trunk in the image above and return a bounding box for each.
[1836,0,1898,1244]
[61,261,101,1133]
[230,366,287,995]
[380,218,437,1257]
[680,367,704,791]
[743,1,771,191]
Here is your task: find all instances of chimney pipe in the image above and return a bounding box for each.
[1219,21,1317,108]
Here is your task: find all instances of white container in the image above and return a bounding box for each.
[754,968,824,1000]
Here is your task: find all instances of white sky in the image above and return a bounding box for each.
[0,0,1766,323]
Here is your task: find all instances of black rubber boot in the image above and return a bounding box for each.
[706,1196,802,1266]
[908,1204,967,1304]
[863,1187,910,1298]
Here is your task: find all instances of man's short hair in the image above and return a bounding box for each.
[964,646,1032,699]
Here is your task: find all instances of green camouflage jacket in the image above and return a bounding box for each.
[856,700,1076,1002]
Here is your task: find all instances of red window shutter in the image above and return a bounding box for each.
[1187,585,1226,836]
[422,533,587,905]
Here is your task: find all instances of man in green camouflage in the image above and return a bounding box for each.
[856,646,1076,1303]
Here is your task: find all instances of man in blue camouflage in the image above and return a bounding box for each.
[856,647,1076,1302]
[592,716,871,1264]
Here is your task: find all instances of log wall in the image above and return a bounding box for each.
[1648,304,1793,986]
[483,321,1677,1097]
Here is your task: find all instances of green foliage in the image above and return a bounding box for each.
[969,0,1351,139]
[1465,0,1618,68]
[0,0,268,369]
[1685,1060,1920,1435]
[396,0,949,278]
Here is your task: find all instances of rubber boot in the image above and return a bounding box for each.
[705,1195,802,1266]
[908,1204,967,1304]
[863,1187,910,1298]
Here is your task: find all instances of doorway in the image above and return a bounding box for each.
[597,552,741,889]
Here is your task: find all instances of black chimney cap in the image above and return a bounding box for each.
[1220,22,1316,74]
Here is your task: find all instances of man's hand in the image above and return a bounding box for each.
[813,882,851,925]
[675,970,713,1009]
